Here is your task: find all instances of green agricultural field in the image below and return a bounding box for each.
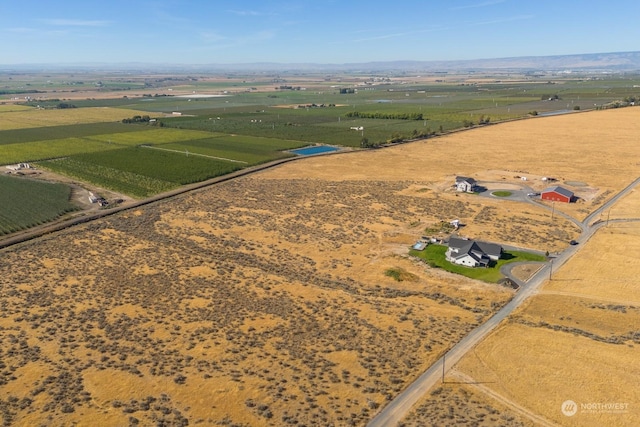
[0,138,119,165]
[410,245,546,283]
[157,134,301,164]
[85,128,221,146]
[39,147,241,198]
[0,104,33,112]
[0,175,79,235]
[0,122,146,145]
[4,73,639,202]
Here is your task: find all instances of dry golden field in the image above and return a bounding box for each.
[544,224,640,303]
[598,186,640,221]
[0,106,155,130]
[266,108,640,222]
[1,108,639,425]
[453,222,640,426]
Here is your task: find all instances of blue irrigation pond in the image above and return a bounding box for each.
[290,145,340,156]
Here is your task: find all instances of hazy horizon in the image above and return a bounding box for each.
[3,0,640,66]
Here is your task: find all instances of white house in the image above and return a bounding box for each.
[455,176,478,193]
[446,236,503,268]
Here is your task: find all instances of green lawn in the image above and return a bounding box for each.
[409,244,545,283]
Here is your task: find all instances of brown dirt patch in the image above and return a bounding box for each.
[510,263,544,282]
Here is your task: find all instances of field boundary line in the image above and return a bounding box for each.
[139,144,248,164]
[537,290,640,306]
[448,369,561,427]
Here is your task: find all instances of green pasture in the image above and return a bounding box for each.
[0,175,79,235]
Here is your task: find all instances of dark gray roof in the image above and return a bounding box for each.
[448,236,471,250]
[455,176,477,184]
[542,185,573,198]
[475,241,503,258]
[448,236,502,258]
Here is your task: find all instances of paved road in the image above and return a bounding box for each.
[367,177,640,426]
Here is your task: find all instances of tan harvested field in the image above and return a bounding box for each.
[600,186,640,221]
[453,222,640,426]
[1,108,639,425]
[266,108,640,222]
[0,106,155,130]
[543,224,640,303]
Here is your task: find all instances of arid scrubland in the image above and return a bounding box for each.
[1,108,639,425]
[0,179,514,426]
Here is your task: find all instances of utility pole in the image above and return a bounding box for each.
[549,259,553,281]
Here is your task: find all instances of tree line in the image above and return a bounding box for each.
[345,111,424,120]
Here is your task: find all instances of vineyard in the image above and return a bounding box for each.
[157,134,302,164]
[0,175,78,235]
[2,73,639,201]
[39,147,242,198]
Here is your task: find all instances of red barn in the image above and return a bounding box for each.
[541,186,574,203]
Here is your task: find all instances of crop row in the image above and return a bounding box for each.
[39,157,177,198]
[85,128,219,146]
[0,175,78,235]
[39,147,242,198]
[158,135,301,163]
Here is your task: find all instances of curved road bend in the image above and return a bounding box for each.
[368,176,640,426]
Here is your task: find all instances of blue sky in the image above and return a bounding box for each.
[2,0,640,65]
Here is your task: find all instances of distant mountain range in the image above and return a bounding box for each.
[4,51,640,73]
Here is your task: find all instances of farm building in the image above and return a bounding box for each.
[446,236,503,268]
[5,163,32,171]
[541,186,574,203]
[455,176,478,193]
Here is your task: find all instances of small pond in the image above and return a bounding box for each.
[290,146,340,156]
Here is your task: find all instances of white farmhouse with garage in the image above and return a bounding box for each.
[446,236,503,268]
[455,176,478,193]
